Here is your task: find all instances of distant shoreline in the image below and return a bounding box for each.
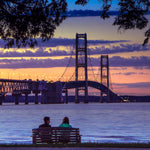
[3,95,150,103]
[66,10,150,17]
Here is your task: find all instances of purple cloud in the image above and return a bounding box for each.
[113,82,150,88]
[0,43,149,57]
[0,38,128,49]
[0,37,149,57]
[109,56,150,67]
[0,56,149,69]
[0,57,75,68]
[88,43,150,55]
[112,72,149,76]
[87,56,150,68]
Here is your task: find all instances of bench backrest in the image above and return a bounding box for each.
[32,127,81,144]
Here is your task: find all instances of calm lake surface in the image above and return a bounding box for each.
[0,103,150,144]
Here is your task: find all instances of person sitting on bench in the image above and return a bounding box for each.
[39,116,51,128]
[59,117,72,128]
[58,117,72,143]
[39,116,51,143]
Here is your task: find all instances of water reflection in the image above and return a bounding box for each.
[0,103,150,144]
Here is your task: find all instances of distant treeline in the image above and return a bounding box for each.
[67,10,150,17]
[121,96,150,103]
[3,95,150,103]
[65,95,150,103]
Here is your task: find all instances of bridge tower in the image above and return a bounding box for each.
[100,55,110,102]
[75,33,88,103]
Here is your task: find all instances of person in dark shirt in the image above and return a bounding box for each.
[38,116,51,143]
[39,116,51,128]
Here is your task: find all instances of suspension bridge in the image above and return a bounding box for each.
[0,33,121,105]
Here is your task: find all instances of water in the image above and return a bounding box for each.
[0,103,150,144]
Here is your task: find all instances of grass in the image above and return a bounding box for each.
[0,143,150,148]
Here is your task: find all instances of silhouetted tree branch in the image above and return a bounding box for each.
[0,0,67,48]
[75,0,150,45]
[0,0,149,48]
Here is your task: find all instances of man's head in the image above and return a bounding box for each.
[44,116,50,125]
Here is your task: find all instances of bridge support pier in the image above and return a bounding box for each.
[15,96,19,105]
[75,89,79,103]
[65,89,68,104]
[62,88,68,103]
[35,92,38,104]
[12,90,22,105]
[0,93,5,105]
[0,97,2,105]
[100,92,103,103]
[22,89,31,104]
[33,82,40,104]
[25,93,28,104]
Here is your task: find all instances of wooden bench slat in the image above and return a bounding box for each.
[32,127,81,144]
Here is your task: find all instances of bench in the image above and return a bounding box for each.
[32,127,81,144]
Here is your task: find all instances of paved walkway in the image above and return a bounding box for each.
[0,148,149,150]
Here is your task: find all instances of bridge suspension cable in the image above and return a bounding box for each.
[109,70,113,91]
[58,47,74,81]
[67,71,75,82]
[87,49,98,82]
[62,71,75,91]
[96,62,101,83]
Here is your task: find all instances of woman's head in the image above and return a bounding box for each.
[62,117,69,124]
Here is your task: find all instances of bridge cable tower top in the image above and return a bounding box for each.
[75,33,88,103]
[100,55,110,102]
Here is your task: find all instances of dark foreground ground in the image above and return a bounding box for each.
[0,148,150,150]
[0,143,150,150]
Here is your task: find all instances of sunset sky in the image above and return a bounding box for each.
[0,1,150,96]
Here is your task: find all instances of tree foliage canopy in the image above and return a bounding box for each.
[0,0,67,48]
[0,0,149,48]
